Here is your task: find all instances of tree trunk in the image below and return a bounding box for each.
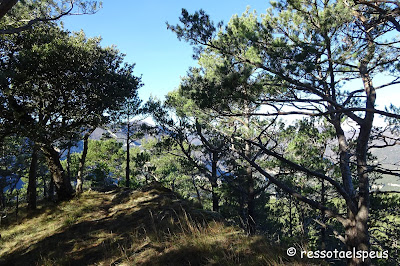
[211,151,219,212]
[191,175,203,207]
[289,195,293,238]
[171,178,176,191]
[66,142,71,182]
[239,191,247,231]
[246,168,255,234]
[76,129,93,193]
[15,189,19,220]
[126,122,130,188]
[320,180,326,250]
[27,145,38,210]
[245,141,256,235]
[0,0,18,20]
[0,187,5,210]
[42,175,47,199]
[211,179,219,212]
[345,211,370,266]
[48,177,55,201]
[343,39,376,264]
[41,143,73,201]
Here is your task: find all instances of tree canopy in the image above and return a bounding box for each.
[0,22,141,200]
[168,1,400,264]
[1,1,399,265]
[0,0,101,34]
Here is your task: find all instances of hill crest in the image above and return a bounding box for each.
[0,183,316,265]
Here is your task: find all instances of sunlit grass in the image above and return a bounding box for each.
[0,184,319,265]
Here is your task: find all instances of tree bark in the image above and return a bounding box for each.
[246,148,256,235]
[66,142,71,182]
[27,144,38,210]
[320,180,326,250]
[342,13,376,260]
[191,175,203,207]
[343,60,375,266]
[345,212,370,266]
[42,175,47,199]
[211,151,219,212]
[76,129,94,193]
[244,110,256,235]
[15,189,19,220]
[41,143,73,201]
[48,177,54,201]
[0,0,18,20]
[0,186,5,210]
[126,122,130,188]
[289,195,293,238]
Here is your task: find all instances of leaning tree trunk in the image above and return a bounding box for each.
[27,144,38,210]
[41,143,73,201]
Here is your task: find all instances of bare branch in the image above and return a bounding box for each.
[239,150,347,224]
[0,0,100,35]
[0,2,74,34]
[244,137,358,213]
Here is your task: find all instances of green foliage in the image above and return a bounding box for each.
[84,139,124,187]
[167,1,400,263]
[0,136,30,188]
[0,136,32,207]
[370,193,400,266]
[0,21,141,199]
[283,118,336,171]
[1,1,400,265]
[150,151,193,197]
[0,0,102,34]
[0,22,141,146]
[64,139,125,189]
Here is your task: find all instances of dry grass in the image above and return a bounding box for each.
[0,183,319,265]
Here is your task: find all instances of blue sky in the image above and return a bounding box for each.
[61,0,270,102]
[61,0,399,110]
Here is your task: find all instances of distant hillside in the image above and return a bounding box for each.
[90,121,154,149]
[70,123,400,191]
[0,183,318,266]
[370,145,400,192]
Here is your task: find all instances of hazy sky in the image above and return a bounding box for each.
[61,0,270,102]
[61,0,399,111]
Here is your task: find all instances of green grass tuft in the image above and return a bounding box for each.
[0,184,320,265]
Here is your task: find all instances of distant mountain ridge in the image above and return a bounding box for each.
[69,122,400,192]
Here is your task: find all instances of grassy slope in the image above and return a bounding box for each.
[0,184,316,266]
